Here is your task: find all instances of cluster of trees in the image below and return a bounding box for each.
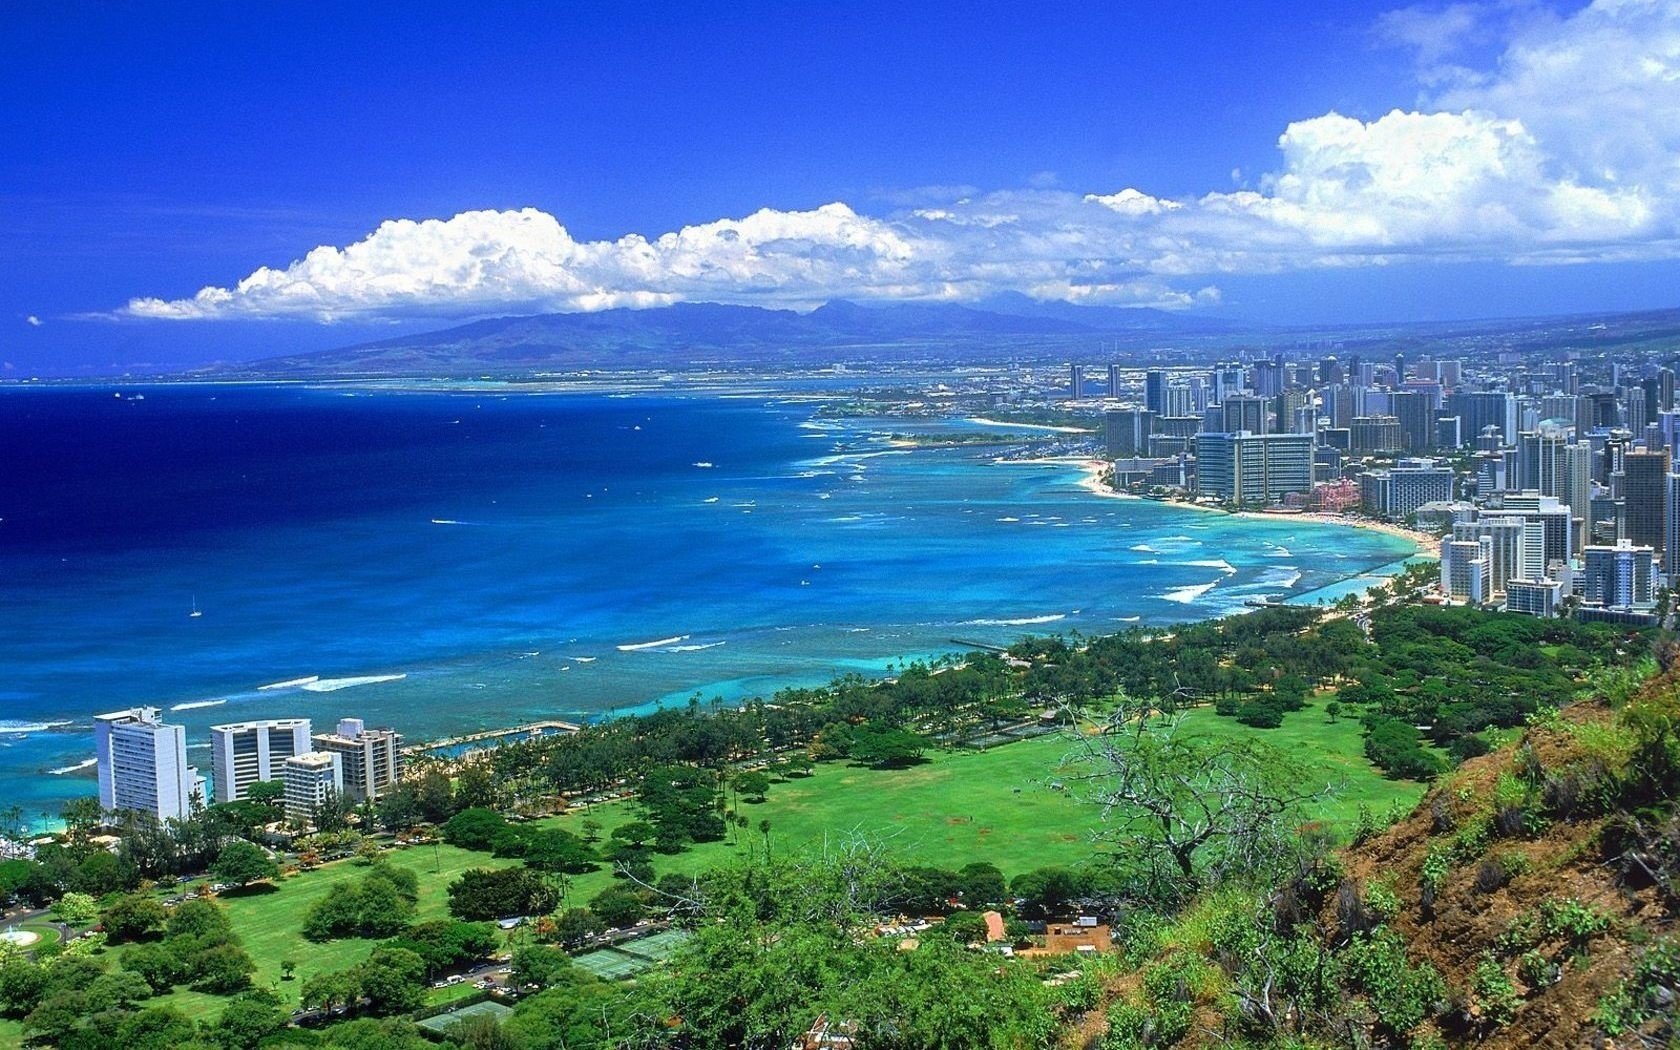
[446,866,557,922]
[302,861,419,940]
[118,898,257,996]
[1333,606,1638,777]
[0,898,262,1046]
[440,808,599,874]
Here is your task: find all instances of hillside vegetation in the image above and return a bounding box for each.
[1067,656,1680,1050]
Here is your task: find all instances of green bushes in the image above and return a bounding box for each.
[301,861,419,940]
[1340,927,1446,1039]
[1595,935,1679,1037]
[1102,953,1213,1049]
[1470,953,1520,1028]
[1364,716,1448,781]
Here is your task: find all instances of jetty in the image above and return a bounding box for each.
[408,719,581,756]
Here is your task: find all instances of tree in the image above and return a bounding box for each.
[447,867,557,921]
[848,723,927,768]
[415,770,456,824]
[190,942,256,994]
[734,770,772,803]
[245,780,286,809]
[100,892,168,943]
[121,943,186,993]
[303,864,418,940]
[85,969,155,1011]
[211,991,288,1050]
[442,807,507,852]
[511,944,573,991]
[609,821,656,848]
[941,910,991,943]
[1068,692,1329,894]
[521,828,597,874]
[357,946,428,1015]
[551,907,605,948]
[51,891,100,926]
[956,862,1007,907]
[210,840,279,888]
[588,885,645,929]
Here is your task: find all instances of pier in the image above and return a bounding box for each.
[408,719,581,756]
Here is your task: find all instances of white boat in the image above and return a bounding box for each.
[189,596,203,619]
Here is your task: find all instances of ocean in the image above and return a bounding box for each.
[0,383,1416,821]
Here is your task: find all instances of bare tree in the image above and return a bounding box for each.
[1064,691,1336,891]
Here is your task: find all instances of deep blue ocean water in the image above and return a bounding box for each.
[0,384,1415,821]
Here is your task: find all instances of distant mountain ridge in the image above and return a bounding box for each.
[227,297,1247,376]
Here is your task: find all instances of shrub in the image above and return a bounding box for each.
[1595,935,1680,1036]
[1341,927,1446,1039]
[1471,954,1520,1028]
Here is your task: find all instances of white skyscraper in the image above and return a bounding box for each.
[94,707,203,821]
[210,718,313,804]
[283,751,344,822]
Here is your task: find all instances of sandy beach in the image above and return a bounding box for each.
[1060,458,1440,557]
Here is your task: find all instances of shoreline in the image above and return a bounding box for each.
[1061,457,1438,559]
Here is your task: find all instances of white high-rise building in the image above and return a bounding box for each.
[94,707,203,821]
[1441,537,1493,604]
[210,718,312,804]
[282,751,344,823]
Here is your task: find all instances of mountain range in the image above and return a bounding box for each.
[222,295,1247,376]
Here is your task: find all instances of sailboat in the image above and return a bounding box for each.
[189,596,203,619]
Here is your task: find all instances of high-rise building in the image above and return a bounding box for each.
[1221,394,1269,435]
[1349,415,1402,453]
[1068,364,1084,401]
[1450,391,1516,446]
[1104,409,1155,458]
[1517,427,1571,496]
[1391,390,1435,452]
[1451,516,1541,596]
[311,718,403,802]
[1145,370,1165,415]
[1666,472,1680,584]
[95,707,203,821]
[210,718,312,804]
[1624,449,1670,553]
[1441,537,1492,604]
[1496,492,1576,567]
[1107,363,1121,398]
[283,752,344,823]
[1582,541,1657,609]
[1193,432,1313,504]
[1359,461,1454,519]
[1504,578,1563,618]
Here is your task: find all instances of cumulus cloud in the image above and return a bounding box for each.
[25,315,40,326]
[125,0,1680,322]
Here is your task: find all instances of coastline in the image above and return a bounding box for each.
[1061,457,1438,557]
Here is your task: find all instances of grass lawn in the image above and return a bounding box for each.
[0,1018,21,1045]
[1177,698,1429,825]
[536,710,1423,907]
[533,733,1098,908]
[138,842,522,1018]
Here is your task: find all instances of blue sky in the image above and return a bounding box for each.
[5,1,1680,373]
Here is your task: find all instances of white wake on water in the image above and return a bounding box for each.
[301,674,407,692]
[617,635,689,652]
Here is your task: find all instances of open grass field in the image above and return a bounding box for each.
[535,706,1424,905]
[1178,698,1429,825]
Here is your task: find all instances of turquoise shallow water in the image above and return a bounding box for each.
[0,385,1414,820]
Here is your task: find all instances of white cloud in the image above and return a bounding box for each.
[25,315,40,326]
[125,0,1680,322]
